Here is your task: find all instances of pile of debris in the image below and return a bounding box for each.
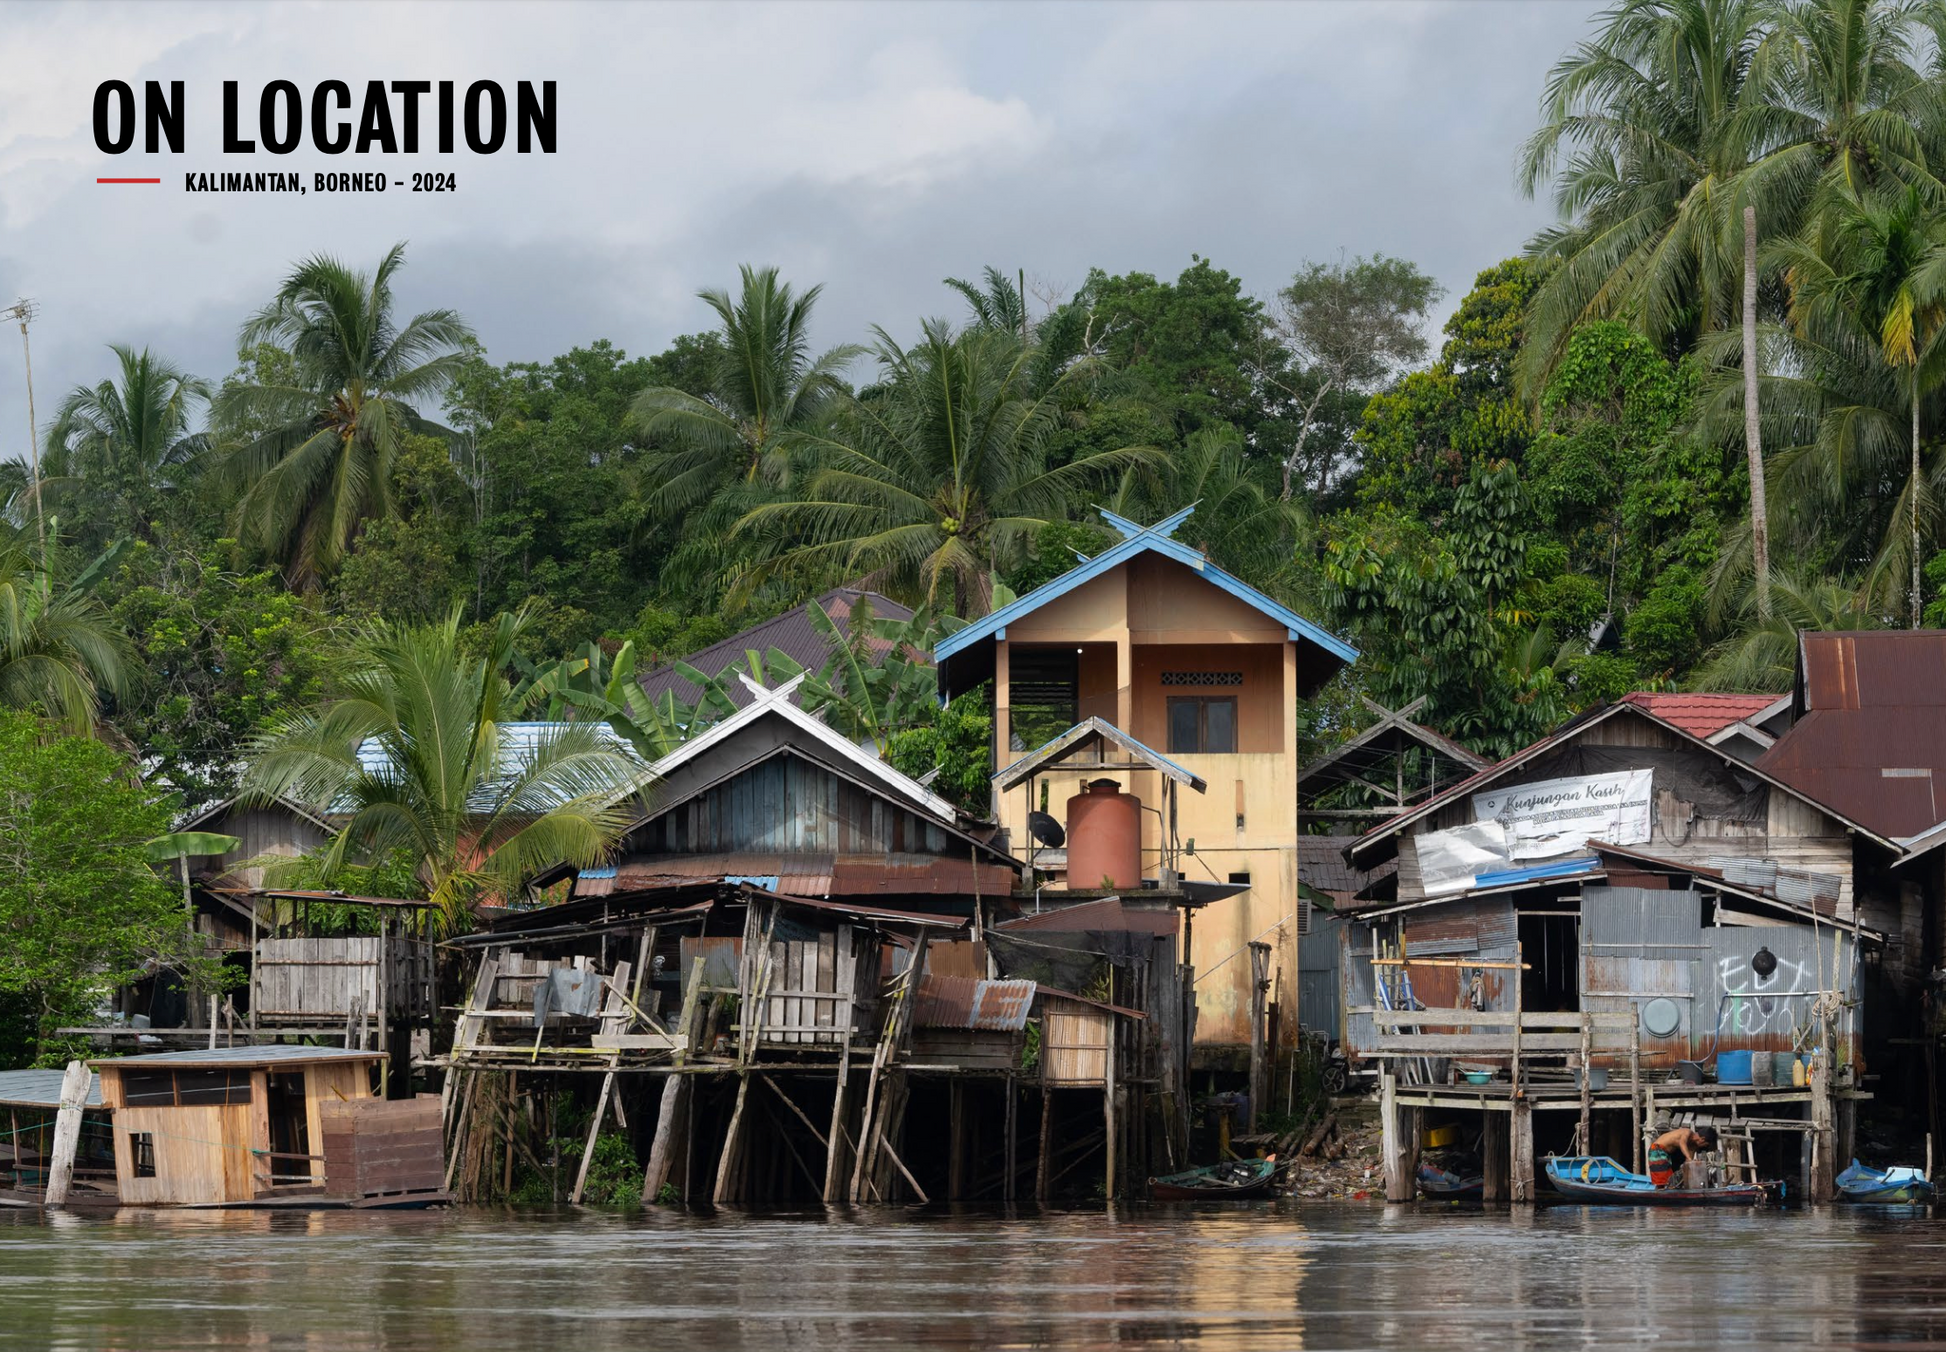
[1229,1100,1385,1201]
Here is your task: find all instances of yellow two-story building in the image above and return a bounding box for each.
[934,507,1355,1057]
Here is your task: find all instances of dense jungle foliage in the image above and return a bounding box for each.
[7,0,1946,1023]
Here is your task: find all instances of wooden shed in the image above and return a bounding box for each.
[93,1046,387,1206]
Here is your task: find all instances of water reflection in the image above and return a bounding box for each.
[1,1202,1941,1350]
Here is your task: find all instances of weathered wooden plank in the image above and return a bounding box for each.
[1365,1033,1584,1055]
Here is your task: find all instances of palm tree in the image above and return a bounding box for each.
[1519,0,1765,390]
[1102,423,1309,601]
[1693,567,1880,687]
[242,605,644,931]
[735,320,1153,615]
[1742,183,1946,621]
[1518,0,1944,393]
[629,266,862,515]
[44,345,210,547]
[945,266,1030,339]
[214,243,474,588]
[0,535,131,734]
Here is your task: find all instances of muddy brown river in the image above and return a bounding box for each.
[3,1202,1943,1349]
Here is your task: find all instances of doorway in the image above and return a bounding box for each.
[265,1071,313,1186]
[1518,913,1580,1013]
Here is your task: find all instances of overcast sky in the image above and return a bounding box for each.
[0,0,1603,462]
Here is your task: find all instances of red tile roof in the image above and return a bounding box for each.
[1619,691,1782,739]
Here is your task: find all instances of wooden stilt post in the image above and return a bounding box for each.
[1482,1111,1508,1202]
[949,1079,966,1200]
[1036,1084,1052,1203]
[1104,1018,1119,1201]
[1247,942,1270,1132]
[714,1075,751,1205]
[1511,1098,1535,1204]
[1004,1072,1018,1203]
[570,1068,618,1204]
[642,1074,689,1203]
[823,1040,852,1203]
[42,1061,90,1208]
[1380,1063,1410,1202]
[1577,1011,1593,1155]
[1811,1046,1836,1203]
[1629,1014,1643,1173]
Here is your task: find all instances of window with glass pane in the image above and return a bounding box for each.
[1167,697,1237,754]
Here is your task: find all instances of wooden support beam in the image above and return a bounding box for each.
[760,1075,829,1151]
[1629,1016,1643,1173]
[1577,1012,1593,1154]
[1810,1047,1836,1204]
[823,1042,852,1203]
[713,1075,751,1205]
[1004,1072,1018,1204]
[1036,1085,1052,1204]
[641,1074,689,1203]
[42,1060,90,1208]
[570,1069,617,1204]
[1247,942,1270,1133]
[1482,1112,1508,1202]
[1380,1065,1409,1202]
[1510,1099,1535,1203]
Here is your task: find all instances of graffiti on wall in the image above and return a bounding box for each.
[1715,949,1816,1039]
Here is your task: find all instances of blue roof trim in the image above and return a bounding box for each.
[934,510,1358,665]
[1471,856,1602,890]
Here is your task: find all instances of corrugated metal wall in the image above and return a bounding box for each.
[1581,885,1702,1066]
[1298,914,1344,1041]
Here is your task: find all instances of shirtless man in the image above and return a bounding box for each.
[1647,1124,1718,1185]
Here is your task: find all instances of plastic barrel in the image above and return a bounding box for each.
[1751,1052,1775,1087]
[1716,1049,1755,1084]
[1775,1051,1800,1086]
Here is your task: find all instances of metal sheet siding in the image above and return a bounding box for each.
[1580,885,1702,1067]
[915,975,1037,1031]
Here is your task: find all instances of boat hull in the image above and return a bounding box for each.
[1545,1156,1776,1207]
[1836,1161,1933,1205]
[1149,1160,1281,1200]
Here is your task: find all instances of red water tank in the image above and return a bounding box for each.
[1066,778,1141,889]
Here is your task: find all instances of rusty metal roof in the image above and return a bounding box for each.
[995,895,1179,936]
[1755,631,1946,838]
[575,853,1011,900]
[914,974,1036,1031]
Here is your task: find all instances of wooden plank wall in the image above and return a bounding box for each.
[1042,1001,1111,1086]
[112,1104,254,1206]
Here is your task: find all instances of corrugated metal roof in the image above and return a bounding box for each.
[93,1045,385,1068]
[1298,837,1389,898]
[638,589,915,710]
[1620,692,1785,739]
[1756,632,1946,838]
[0,1068,101,1108]
[915,974,1036,1031]
[996,896,1179,936]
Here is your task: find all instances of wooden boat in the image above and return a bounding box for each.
[1837,1160,1934,1204]
[1149,1157,1283,1200]
[1417,1159,1484,1200]
[1544,1155,1778,1207]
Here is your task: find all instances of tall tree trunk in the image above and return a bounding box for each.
[1743,206,1771,619]
[1914,370,1923,629]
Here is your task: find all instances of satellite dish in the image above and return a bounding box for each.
[1027,811,1066,848]
[1752,946,1777,979]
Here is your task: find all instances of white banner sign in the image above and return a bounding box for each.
[1417,820,1511,897]
[1471,768,1653,860]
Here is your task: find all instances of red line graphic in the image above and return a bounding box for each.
[97,177,161,184]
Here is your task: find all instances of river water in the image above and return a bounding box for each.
[4,1202,1944,1350]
